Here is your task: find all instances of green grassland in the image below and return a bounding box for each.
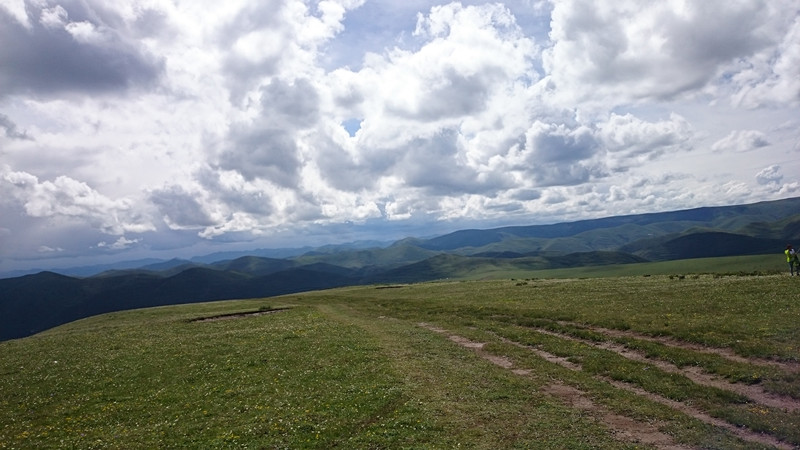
[444,254,786,280]
[2,256,800,448]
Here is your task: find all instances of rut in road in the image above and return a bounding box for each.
[528,325,800,412]
[419,321,796,450]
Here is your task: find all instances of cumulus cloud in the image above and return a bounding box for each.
[0,0,798,270]
[756,165,782,185]
[219,0,361,100]
[315,3,538,192]
[1,166,153,235]
[729,15,800,108]
[543,0,784,106]
[0,113,32,140]
[711,130,770,153]
[97,236,141,250]
[599,113,693,169]
[218,78,320,187]
[149,185,216,230]
[0,0,164,97]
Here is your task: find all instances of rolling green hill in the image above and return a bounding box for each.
[3,196,800,341]
[3,275,800,448]
[0,267,352,341]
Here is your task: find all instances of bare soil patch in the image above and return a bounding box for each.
[532,326,800,412]
[190,308,289,322]
[418,323,689,449]
[566,322,800,373]
[419,322,796,449]
[542,383,690,450]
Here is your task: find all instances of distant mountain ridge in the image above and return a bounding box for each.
[3,196,800,341]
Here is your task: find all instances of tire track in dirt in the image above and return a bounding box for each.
[562,322,800,373]
[493,333,794,449]
[418,323,690,450]
[418,322,794,450]
[542,383,691,450]
[531,327,800,412]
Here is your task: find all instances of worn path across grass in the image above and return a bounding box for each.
[305,275,800,449]
[2,274,800,448]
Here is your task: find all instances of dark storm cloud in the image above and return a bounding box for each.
[399,129,510,195]
[525,122,598,164]
[512,122,604,187]
[314,138,379,192]
[0,1,163,97]
[219,78,320,187]
[259,78,320,125]
[196,167,275,216]
[150,186,216,229]
[220,127,302,186]
[0,113,32,140]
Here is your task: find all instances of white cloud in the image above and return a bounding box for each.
[0,0,798,271]
[39,5,68,29]
[65,21,105,45]
[0,0,30,28]
[0,0,164,97]
[98,236,141,250]
[756,165,782,186]
[711,130,770,153]
[1,166,154,235]
[728,15,800,108]
[543,0,789,108]
[38,245,64,253]
[600,113,692,161]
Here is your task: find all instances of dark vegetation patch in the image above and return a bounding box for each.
[188,307,290,322]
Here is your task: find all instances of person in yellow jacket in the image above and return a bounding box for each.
[786,244,798,276]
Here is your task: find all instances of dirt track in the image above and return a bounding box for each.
[419,321,797,450]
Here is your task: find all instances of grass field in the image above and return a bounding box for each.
[2,259,800,448]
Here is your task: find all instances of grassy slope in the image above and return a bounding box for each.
[471,254,786,280]
[2,263,800,448]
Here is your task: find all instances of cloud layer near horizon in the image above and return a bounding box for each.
[1,0,799,270]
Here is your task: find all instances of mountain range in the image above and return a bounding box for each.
[3,196,800,341]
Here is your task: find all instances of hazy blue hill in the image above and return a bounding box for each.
[188,240,391,264]
[365,254,484,283]
[92,261,205,279]
[364,251,645,284]
[60,258,167,277]
[294,262,359,277]
[419,229,508,250]
[211,256,297,276]
[301,240,393,253]
[292,243,438,269]
[621,232,786,261]
[420,197,800,251]
[140,258,194,271]
[447,223,664,256]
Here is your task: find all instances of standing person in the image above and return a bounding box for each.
[786,244,797,276]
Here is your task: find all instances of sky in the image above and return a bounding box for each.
[1,0,799,273]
